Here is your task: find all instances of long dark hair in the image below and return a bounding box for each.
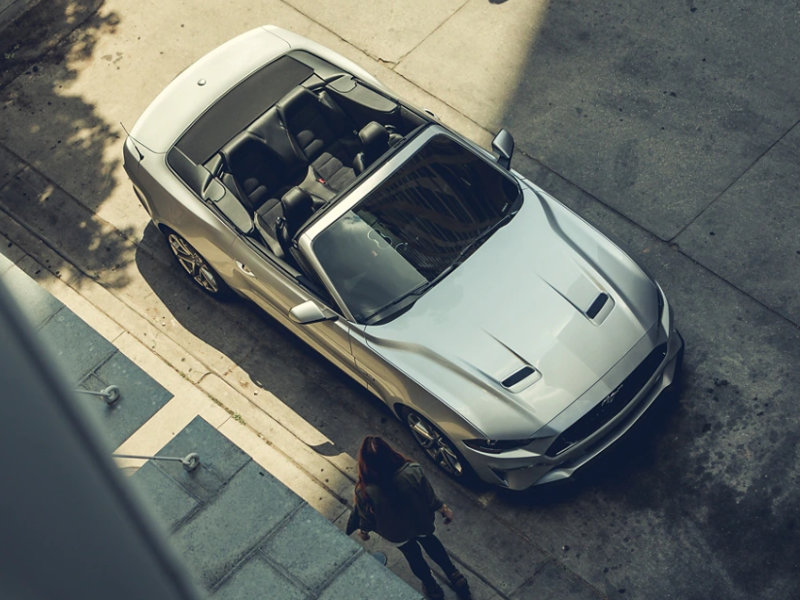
[355,436,410,508]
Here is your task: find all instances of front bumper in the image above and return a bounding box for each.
[464,328,684,491]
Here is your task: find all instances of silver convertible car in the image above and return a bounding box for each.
[124,26,683,490]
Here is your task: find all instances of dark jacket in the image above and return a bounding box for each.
[352,462,443,543]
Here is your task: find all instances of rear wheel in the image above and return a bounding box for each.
[404,409,471,481]
[166,231,230,299]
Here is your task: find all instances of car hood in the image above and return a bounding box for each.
[363,184,660,434]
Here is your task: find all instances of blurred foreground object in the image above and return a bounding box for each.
[0,280,204,600]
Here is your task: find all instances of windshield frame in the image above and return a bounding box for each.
[298,124,523,324]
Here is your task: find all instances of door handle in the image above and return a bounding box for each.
[236,261,254,276]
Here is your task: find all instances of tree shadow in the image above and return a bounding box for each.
[0,1,134,290]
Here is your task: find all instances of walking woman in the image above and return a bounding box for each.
[349,436,471,599]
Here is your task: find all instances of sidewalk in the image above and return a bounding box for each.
[0,246,421,600]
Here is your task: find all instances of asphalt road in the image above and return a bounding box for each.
[1,1,798,599]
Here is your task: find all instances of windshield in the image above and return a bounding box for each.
[313,133,521,323]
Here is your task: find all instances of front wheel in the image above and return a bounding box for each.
[404,409,472,481]
[166,231,230,299]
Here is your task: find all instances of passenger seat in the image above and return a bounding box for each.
[276,87,359,194]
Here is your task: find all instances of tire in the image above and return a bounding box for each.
[403,409,473,482]
[166,231,231,299]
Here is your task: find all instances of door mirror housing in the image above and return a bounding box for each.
[289,300,337,325]
[492,128,514,169]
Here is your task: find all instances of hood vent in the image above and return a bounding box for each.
[502,366,536,389]
[586,293,609,319]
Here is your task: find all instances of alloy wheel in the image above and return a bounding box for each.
[167,232,222,295]
[406,411,465,478]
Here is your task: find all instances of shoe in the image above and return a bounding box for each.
[422,580,444,600]
[448,570,471,599]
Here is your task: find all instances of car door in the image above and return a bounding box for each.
[227,237,366,386]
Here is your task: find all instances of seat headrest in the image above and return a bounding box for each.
[276,86,318,119]
[221,134,281,173]
[281,187,314,228]
[358,121,390,162]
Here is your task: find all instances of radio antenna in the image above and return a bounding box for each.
[119,121,144,160]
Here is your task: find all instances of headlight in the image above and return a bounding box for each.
[463,438,532,454]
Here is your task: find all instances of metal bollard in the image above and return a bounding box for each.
[112,452,201,472]
[75,385,121,405]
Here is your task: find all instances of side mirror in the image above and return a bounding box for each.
[289,300,337,325]
[491,128,514,169]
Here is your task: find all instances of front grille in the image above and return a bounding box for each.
[545,343,668,457]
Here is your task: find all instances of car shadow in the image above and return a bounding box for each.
[134,223,412,463]
[136,222,686,510]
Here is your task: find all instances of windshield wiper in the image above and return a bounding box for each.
[364,280,429,325]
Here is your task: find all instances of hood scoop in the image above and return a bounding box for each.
[501,365,541,392]
[585,292,614,323]
[541,262,615,325]
[586,292,609,319]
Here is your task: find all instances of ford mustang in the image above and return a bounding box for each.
[123,26,683,490]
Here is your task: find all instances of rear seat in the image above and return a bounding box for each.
[221,87,362,208]
[218,132,289,212]
[275,86,360,194]
[246,106,303,180]
[218,86,381,259]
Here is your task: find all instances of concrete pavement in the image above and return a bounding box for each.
[0,250,422,599]
[0,0,38,30]
[1,0,798,598]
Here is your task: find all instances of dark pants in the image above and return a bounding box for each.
[398,534,456,586]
